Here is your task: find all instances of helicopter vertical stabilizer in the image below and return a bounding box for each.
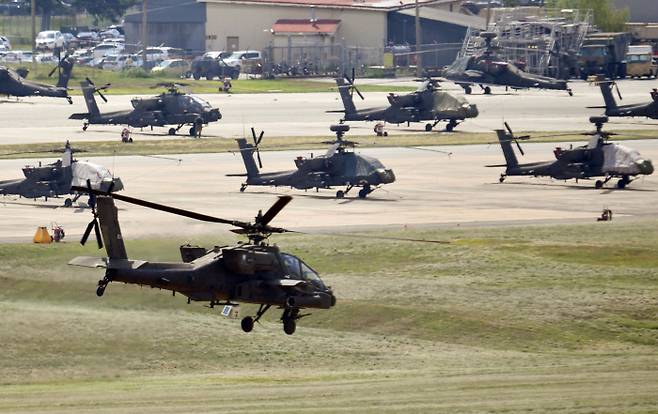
[598,81,619,112]
[56,57,75,89]
[80,80,101,117]
[496,129,519,169]
[236,138,260,177]
[96,196,128,260]
[335,78,357,115]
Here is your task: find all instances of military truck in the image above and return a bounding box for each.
[626,45,657,78]
[579,32,631,79]
[191,51,239,80]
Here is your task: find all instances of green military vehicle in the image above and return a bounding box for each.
[579,32,631,79]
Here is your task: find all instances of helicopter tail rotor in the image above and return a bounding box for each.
[250,127,264,168]
[343,68,364,100]
[79,179,103,249]
[85,77,111,103]
[504,122,530,156]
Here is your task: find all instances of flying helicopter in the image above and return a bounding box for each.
[489,117,654,189]
[0,52,75,103]
[69,80,222,137]
[591,78,658,119]
[0,141,123,206]
[442,32,572,96]
[229,124,396,198]
[331,71,478,132]
[69,187,336,335]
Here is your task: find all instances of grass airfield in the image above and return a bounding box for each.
[1,221,657,413]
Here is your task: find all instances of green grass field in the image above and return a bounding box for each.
[6,63,415,95]
[1,221,657,412]
[0,130,657,160]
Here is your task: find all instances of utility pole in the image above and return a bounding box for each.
[31,0,36,64]
[142,0,148,69]
[485,0,492,30]
[415,0,421,77]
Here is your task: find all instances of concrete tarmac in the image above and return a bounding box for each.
[0,140,656,242]
[1,78,657,145]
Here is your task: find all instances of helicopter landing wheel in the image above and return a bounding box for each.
[241,316,254,333]
[617,179,628,189]
[425,123,433,132]
[336,190,345,199]
[484,86,492,95]
[63,198,72,208]
[446,121,456,132]
[189,126,196,137]
[96,283,106,297]
[358,187,370,199]
[168,127,176,136]
[595,180,604,189]
[283,318,296,335]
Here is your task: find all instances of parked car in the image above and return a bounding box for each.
[35,30,64,50]
[99,28,122,40]
[76,31,99,47]
[91,42,124,59]
[151,59,191,77]
[191,51,239,80]
[223,50,262,71]
[0,35,12,50]
[137,47,184,62]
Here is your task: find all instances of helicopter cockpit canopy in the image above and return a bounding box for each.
[187,95,213,111]
[602,144,654,175]
[71,161,123,191]
[280,253,326,290]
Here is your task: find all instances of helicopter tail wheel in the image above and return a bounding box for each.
[82,123,88,131]
[241,316,254,333]
[499,174,506,183]
[168,127,176,136]
[425,123,432,132]
[96,277,109,297]
[567,88,574,97]
[595,180,604,189]
[240,184,247,193]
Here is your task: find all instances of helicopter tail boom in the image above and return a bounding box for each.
[95,195,128,260]
[597,81,619,112]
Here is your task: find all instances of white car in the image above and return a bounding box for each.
[151,59,191,76]
[4,50,33,62]
[35,30,64,50]
[223,50,262,69]
[91,42,124,59]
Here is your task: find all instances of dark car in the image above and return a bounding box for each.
[191,51,239,80]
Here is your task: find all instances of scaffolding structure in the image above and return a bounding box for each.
[459,7,592,78]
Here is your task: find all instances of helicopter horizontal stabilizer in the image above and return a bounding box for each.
[225,173,248,177]
[485,164,508,168]
[69,112,90,120]
[325,109,347,113]
[586,106,607,109]
[69,256,148,270]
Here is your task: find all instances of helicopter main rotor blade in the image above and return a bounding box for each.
[71,186,246,228]
[259,195,292,226]
[504,121,514,137]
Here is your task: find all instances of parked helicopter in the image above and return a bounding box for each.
[69,188,336,335]
[489,117,654,189]
[69,80,222,137]
[591,78,658,119]
[332,71,478,132]
[441,32,572,96]
[0,141,123,206]
[0,53,75,103]
[229,124,396,198]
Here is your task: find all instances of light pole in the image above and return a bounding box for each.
[31,0,35,64]
[415,0,421,76]
[142,0,148,69]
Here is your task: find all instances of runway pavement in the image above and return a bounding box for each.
[1,78,657,145]
[0,140,656,242]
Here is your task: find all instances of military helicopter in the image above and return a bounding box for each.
[489,117,654,189]
[0,53,75,103]
[69,80,222,137]
[230,124,396,198]
[69,187,336,335]
[442,32,572,96]
[591,78,658,119]
[0,141,123,206]
[332,71,478,132]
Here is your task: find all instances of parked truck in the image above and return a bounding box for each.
[578,32,631,79]
[626,45,657,78]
